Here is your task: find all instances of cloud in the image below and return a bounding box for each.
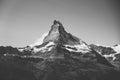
[30,32,48,47]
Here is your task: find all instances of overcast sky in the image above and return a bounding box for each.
[0,0,120,47]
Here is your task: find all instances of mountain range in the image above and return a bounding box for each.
[0,20,120,80]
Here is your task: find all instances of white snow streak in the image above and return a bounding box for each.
[65,44,90,53]
[33,42,55,53]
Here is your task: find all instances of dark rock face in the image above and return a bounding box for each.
[0,20,120,80]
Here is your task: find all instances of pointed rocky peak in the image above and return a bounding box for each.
[29,20,89,53]
[43,20,81,45]
[43,20,67,43]
[50,20,66,34]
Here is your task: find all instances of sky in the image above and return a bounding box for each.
[0,0,120,47]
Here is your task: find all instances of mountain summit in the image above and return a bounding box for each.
[43,20,68,43]
[29,20,90,54]
[31,20,86,48]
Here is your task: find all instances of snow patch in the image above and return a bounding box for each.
[33,42,55,53]
[103,52,120,61]
[17,48,25,52]
[103,54,116,61]
[65,44,90,53]
[112,45,120,53]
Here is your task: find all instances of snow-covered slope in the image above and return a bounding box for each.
[112,45,120,53]
[33,41,55,53]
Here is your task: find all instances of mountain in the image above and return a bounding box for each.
[0,20,120,80]
[90,44,120,69]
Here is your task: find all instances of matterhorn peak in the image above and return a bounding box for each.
[29,20,88,49]
[26,20,91,55]
[43,20,67,43]
[43,20,82,45]
[51,20,66,34]
[53,20,63,28]
[50,20,66,33]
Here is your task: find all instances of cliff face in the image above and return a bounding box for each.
[0,20,120,80]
